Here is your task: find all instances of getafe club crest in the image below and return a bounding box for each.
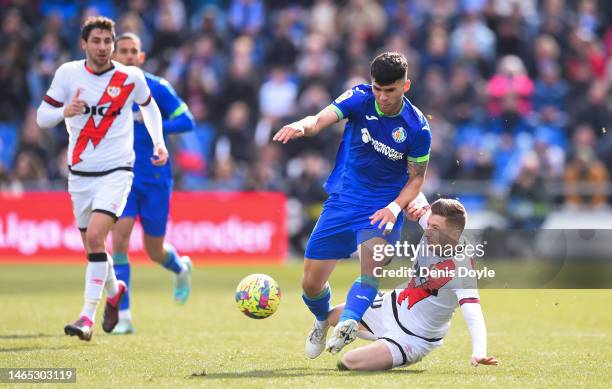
[106,86,121,98]
[392,127,407,143]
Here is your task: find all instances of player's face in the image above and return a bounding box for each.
[425,214,461,247]
[113,38,145,67]
[371,79,411,115]
[82,28,114,69]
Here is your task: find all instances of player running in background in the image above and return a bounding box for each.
[35,17,167,341]
[273,52,431,356]
[328,198,499,371]
[110,33,195,334]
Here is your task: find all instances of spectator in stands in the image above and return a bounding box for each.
[207,157,244,191]
[255,66,298,145]
[487,55,534,117]
[573,80,611,136]
[229,0,265,37]
[0,41,29,121]
[508,152,549,228]
[533,62,567,112]
[339,0,387,47]
[450,6,496,64]
[214,101,254,165]
[564,124,610,208]
[11,150,48,191]
[288,152,328,253]
[218,44,259,116]
[265,9,298,69]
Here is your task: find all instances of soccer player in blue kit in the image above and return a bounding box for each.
[273,52,431,357]
[110,33,195,334]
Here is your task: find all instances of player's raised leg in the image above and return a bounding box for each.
[111,216,137,334]
[143,236,192,305]
[327,237,387,354]
[302,258,337,358]
[141,181,192,305]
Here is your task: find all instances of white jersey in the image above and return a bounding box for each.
[43,60,151,172]
[385,237,480,341]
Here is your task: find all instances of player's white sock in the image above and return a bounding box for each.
[119,309,132,321]
[81,300,98,321]
[80,254,109,320]
[104,253,119,297]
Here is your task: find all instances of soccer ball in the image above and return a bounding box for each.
[235,274,281,319]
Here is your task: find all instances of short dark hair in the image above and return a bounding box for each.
[81,16,115,41]
[430,199,467,231]
[115,32,141,46]
[370,52,408,85]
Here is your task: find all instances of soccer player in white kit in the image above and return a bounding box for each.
[35,16,168,341]
[326,198,499,370]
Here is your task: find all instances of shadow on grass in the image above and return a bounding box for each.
[190,367,425,379]
[0,333,64,339]
[0,345,72,353]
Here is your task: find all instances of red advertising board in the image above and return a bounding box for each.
[0,192,287,264]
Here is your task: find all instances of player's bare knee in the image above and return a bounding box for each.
[112,235,129,254]
[145,243,165,263]
[341,352,364,371]
[85,229,107,252]
[301,276,325,298]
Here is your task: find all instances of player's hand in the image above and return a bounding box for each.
[64,89,87,118]
[151,142,168,166]
[369,208,397,235]
[470,356,499,367]
[273,123,305,144]
[404,205,427,222]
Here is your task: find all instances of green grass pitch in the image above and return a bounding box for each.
[1,262,611,388]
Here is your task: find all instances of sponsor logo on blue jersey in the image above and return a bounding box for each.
[360,128,404,161]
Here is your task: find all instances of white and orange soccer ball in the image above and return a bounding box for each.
[235,274,281,319]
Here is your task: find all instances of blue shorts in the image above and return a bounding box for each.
[120,178,172,237]
[305,195,403,260]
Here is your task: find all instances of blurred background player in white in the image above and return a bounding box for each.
[111,32,195,334]
[35,16,168,341]
[325,197,499,370]
[273,53,431,357]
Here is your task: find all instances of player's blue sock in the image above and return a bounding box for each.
[113,253,131,311]
[340,275,379,323]
[161,243,184,275]
[302,283,331,322]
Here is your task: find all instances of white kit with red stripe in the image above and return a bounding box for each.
[360,235,483,367]
[43,60,151,173]
[387,235,481,341]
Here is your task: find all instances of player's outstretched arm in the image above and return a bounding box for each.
[139,97,168,166]
[460,300,499,367]
[370,159,428,233]
[272,105,339,144]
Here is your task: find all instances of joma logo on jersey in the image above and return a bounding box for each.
[361,128,404,161]
[83,105,122,117]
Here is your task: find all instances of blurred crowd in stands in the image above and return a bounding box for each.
[0,0,611,249]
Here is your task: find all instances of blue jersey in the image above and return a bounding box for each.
[132,72,194,185]
[326,84,431,208]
